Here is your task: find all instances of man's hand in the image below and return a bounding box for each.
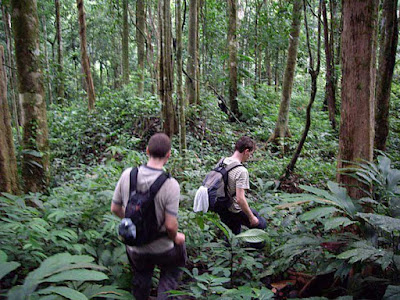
[249,215,259,227]
[174,232,185,245]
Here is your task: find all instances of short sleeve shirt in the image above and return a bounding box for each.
[219,157,250,213]
[112,165,180,254]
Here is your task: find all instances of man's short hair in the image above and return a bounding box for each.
[148,133,171,158]
[235,136,255,153]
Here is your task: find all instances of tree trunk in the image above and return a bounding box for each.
[227,0,240,119]
[55,0,65,101]
[77,0,96,110]
[186,0,197,105]
[322,0,336,129]
[0,46,19,194]
[265,47,272,86]
[176,0,186,153]
[1,5,21,144]
[337,0,378,199]
[374,0,398,151]
[11,0,50,193]
[158,0,176,137]
[122,0,129,85]
[147,3,158,95]
[41,15,53,106]
[268,0,302,146]
[137,0,145,95]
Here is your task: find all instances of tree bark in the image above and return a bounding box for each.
[122,0,129,85]
[322,0,336,129]
[374,0,398,151]
[55,0,65,101]
[77,0,96,110]
[337,0,378,199]
[0,46,19,194]
[137,0,145,95]
[268,0,302,146]
[11,0,50,193]
[186,0,197,105]
[158,0,176,137]
[41,15,53,106]
[227,0,240,119]
[176,0,186,153]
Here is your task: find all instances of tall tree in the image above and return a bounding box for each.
[227,0,240,119]
[0,46,19,194]
[55,0,65,101]
[158,0,176,136]
[176,0,186,152]
[122,0,129,85]
[11,0,50,193]
[186,0,198,105]
[42,15,53,105]
[337,0,379,199]
[268,0,302,147]
[374,0,398,151]
[136,0,145,95]
[77,0,96,110]
[322,0,336,129]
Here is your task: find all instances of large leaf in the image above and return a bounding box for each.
[37,286,88,300]
[42,269,108,283]
[327,182,361,216]
[323,217,356,231]
[383,285,400,300]
[300,207,340,221]
[356,213,400,233]
[0,261,20,280]
[236,229,269,243]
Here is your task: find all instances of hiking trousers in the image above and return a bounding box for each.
[127,243,187,300]
[217,207,267,235]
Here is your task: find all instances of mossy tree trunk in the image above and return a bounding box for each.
[77,0,96,110]
[337,0,378,199]
[122,0,129,85]
[11,0,50,193]
[374,0,398,151]
[0,46,19,194]
[158,0,176,137]
[227,0,240,119]
[136,0,145,95]
[186,0,197,105]
[268,0,302,147]
[55,0,65,101]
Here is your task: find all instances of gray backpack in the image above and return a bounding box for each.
[202,158,242,211]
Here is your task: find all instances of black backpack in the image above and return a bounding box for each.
[123,167,169,246]
[201,158,242,211]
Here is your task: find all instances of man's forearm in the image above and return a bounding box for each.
[237,197,255,219]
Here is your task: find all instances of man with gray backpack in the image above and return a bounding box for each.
[194,136,266,235]
[111,133,186,300]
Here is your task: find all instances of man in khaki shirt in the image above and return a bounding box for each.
[215,136,266,235]
[111,133,186,300]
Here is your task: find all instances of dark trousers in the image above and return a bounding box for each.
[127,243,187,300]
[216,207,267,235]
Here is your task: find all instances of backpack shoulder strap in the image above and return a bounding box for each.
[149,172,170,198]
[129,167,139,195]
[225,161,242,172]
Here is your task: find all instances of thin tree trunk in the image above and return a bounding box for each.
[11,0,50,193]
[337,0,379,199]
[322,0,336,129]
[1,5,21,144]
[268,0,302,147]
[137,0,145,94]
[77,0,96,110]
[196,0,201,105]
[122,0,129,85]
[41,15,53,106]
[285,0,321,177]
[0,46,19,194]
[158,0,176,136]
[265,47,272,85]
[176,0,186,153]
[186,0,197,105]
[55,0,65,101]
[227,0,240,119]
[148,4,158,95]
[374,0,398,151]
